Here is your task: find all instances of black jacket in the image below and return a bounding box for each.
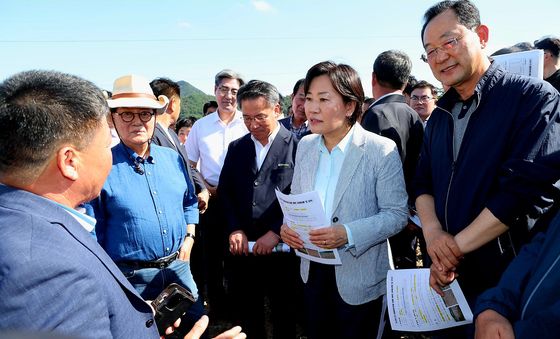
[152,123,206,193]
[218,125,298,239]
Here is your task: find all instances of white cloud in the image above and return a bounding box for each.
[177,21,191,29]
[251,0,274,12]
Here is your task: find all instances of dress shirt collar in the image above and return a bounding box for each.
[117,143,155,166]
[372,92,402,105]
[250,121,280,147]
[251,123,280,170]
[209,109,244,126]
[54,202,97,232]
[318,124,354,154]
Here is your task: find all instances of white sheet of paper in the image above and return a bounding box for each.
[493,49,544,79]
[386,268,473,332]
[275,189,341,265]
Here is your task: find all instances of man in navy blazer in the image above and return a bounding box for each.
[0,71,158,338]
[219,80,298,339]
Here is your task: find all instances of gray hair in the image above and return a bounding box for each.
[236,80,280,110]
[214,69,245,87]
[0,70,108,177]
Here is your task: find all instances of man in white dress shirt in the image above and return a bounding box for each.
[185,69,248,318]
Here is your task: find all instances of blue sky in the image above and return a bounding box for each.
[1,0,557,99]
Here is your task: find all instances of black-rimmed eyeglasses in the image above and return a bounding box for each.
[114,111,155,122]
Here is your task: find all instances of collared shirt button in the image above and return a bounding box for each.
[165,247,170,252]
[162,230,167,234]
[153,191,157,195]
[254,181,259,186]
[252,201,256,206]
[145,319,154,327]
[158,210,163,214]
[332,217,339,223]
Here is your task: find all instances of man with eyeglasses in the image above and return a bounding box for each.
[409,80,438,125]
[218,80,298,338]
[534,36,560,92]
[88,74,206,336]
[413,2,560,337]
[185,69,248,319]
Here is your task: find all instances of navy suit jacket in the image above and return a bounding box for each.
[153,123,206,193]
[0,185,158,339]
[219,125,298,239]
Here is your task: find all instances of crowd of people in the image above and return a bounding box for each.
[1,1,559,339]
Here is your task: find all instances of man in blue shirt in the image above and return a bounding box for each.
[88,74,204,336]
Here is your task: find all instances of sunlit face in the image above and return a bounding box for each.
[79,118,113,202]
[304,74,353,139]
[177,126,191,144]
[206,106,217,115]
[214,78,241,114]
[241,96,279,145]
[111,107,156,151]
[291,84,306,121]
[423,10,486,92]
[410,87,436,121]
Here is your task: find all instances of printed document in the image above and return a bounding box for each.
[493,49,544,79]
[275,189,341,265]
[387,268,473,332]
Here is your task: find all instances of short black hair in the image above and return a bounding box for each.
[0,70,107,177]
[534,37,560,58]
[404,75,418,96]
[373,50,412,90]
[411,80,439,98]
[421,0,481,43]
[175,116,197,133]
[202,100,218,114]
[150,77,180,99]
[237,80,280,110]
[292,78,305,96]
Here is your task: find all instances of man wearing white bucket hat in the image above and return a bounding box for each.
[88,74,206,336]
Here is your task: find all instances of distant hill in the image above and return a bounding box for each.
[177,80,293,119]
[178,80,207,97]
[177,80,214,119]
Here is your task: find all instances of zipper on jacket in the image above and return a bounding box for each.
[444,161,455,232]
[441,106,455,233]
[440,94,481,232]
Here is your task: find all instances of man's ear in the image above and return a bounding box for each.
[476,24,490,49]
[168,97,178,114]
[273,103,281,118]
[57,146,79,181]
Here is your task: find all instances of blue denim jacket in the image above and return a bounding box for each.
[88,143,199,262]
